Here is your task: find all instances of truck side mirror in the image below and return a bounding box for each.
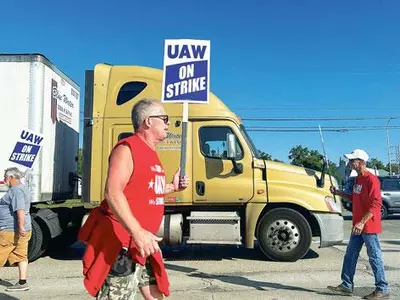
[226,133,237,159]
[226,133,243,174]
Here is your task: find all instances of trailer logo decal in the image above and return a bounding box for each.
[9,129,44,168]
[51,78,79,132]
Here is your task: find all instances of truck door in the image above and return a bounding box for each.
[192,121,254,203]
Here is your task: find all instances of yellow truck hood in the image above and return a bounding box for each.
[264,160,340,212]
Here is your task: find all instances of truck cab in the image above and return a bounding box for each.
[83,63,344,262]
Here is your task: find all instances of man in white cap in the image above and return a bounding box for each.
[327,149,389,299]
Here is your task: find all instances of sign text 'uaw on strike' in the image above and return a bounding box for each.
[162,39,210,103]
[9,129,44,168]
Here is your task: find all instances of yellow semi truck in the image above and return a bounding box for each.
[82,63,344,262]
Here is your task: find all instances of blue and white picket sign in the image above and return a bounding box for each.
[9,129,44,168]
[161,39,210,103]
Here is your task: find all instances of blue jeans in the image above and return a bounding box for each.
[341,233,389,293]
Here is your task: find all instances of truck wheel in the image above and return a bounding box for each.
[257,208,312,262]
[28,219,46,262]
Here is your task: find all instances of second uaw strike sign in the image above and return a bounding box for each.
[162,39,210,103]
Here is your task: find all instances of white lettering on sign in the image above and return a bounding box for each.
[21,145,33,153]
[178,64,195,80]
[165,77,207,98]
[10,153,36,162]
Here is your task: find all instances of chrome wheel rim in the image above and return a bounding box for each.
[266,219,300,252]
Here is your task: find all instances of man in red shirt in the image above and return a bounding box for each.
[79,98,189,300]
[327,149,389,299]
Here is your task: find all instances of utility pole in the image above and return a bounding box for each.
[397,143,400,171]
[386,117,394,175]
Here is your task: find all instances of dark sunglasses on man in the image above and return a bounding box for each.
[149,115,169,124]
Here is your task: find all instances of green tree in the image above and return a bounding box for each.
[77,148,83,176]
[288,145,338,177]
[367,158,386,171]
[258,150,283,162]
[288,145,310,167]
[386,163,400,174]
[258,151,272,160]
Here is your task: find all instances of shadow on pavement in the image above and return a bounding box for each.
[192,272,316,293]
[45,241,86,261]
[0,293,19,299]
[385,215,400,220]
[165,263,316,294]
[385,240,400,246]
[0,279,13,287]
[163,244,319,262]
[47,241,320,262]
[382,249,400,253]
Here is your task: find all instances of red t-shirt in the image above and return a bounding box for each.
[350,172,382,233]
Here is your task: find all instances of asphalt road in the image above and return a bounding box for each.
[0,215,399,300]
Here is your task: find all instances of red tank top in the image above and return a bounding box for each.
[101,134,165,236]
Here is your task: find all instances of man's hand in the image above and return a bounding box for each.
[352,222,365,235]
[330,186,337,195]
[172,168,190,192]
[131,228,163,258]
[18,226,26,237]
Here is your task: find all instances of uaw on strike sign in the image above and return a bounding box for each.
[162,39,210,103]
[9,129,44,168]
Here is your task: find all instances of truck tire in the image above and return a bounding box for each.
[257,208,312,262]
[28,219,46,262]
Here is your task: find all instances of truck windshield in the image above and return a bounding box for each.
[240,124,261,159]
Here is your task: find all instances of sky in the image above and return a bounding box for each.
[1,0,400,166]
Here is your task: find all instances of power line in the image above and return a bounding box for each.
[247,127,400,132]
[241,116,400,121]
[234,107,400,111]
[247,125,400,129]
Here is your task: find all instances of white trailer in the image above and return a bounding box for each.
[0,54,81,260]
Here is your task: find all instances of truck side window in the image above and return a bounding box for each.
[116,81,147,105]
[118,132,134,141]
[199,127,243,160]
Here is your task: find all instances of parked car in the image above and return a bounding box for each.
[341,175,400,219]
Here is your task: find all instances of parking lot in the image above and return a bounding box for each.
[0,214,399,300]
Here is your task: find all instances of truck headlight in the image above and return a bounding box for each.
[325,196,342,213]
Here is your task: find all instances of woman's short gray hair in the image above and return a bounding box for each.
[131,98,161,130]
[4,167,23,179]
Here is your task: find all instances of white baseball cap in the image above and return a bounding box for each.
[344,149,369,162]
